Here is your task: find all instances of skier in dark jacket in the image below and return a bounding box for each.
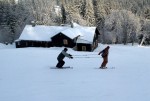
[98,46,110,69]
[56,48,73,68]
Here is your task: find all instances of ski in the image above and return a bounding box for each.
[95,67,115,69]
[50,66,73,69]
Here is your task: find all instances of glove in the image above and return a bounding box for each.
[69,54,72,56]
[70,56,73,59]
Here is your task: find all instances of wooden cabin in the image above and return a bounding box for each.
[15,25,68,48]
[76,28,100,51]
[51,32,76,48]
[15,40,52,48]
[15,23,100,51]
[51,26,83,48]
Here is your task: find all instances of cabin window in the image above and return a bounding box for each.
[17,42,20,45]
[26,42,28,46]
[32,42,34,46]
[82,46,86,51]
[63,39,68,45]
[45,42,48,47]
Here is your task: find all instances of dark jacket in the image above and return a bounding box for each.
[98,46,110,58]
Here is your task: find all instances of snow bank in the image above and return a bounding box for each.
[0,43,15,49]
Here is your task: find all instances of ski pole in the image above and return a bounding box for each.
[73,56,101,58]
[72,55,88,56]
[73,54,98,56]
[73,56,89,58]
[84,54,98,56]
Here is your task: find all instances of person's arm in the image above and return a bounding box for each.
[62,51,71,58]
[98,50,103,55]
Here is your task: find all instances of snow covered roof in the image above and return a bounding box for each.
[17,23,96,43]
[60,27,84,39]
[76,27,96,43]
[18,25,68,41]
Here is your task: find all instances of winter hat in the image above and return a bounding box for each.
[107,46,110,49]
[64,48,68,51]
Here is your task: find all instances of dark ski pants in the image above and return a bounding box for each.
[56,60,65,68]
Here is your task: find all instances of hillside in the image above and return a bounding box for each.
[0,0,150,44]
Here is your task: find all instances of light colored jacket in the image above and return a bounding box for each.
[57,50,71,61]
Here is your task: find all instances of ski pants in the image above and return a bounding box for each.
[101,57,108,67]
[56,59,65,68]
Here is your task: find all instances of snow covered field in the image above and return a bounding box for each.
[0,43,150,101]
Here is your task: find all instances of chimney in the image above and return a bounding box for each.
[31,21,36,27]
[70,20,74,28]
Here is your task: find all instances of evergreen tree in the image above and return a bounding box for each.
[61,4,67,24]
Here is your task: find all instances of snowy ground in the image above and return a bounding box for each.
[0,43,150,101]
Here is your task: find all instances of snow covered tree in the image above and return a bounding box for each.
[0,0,30,43]
[139,19,150,45]
[103,10,141,44]
[61,4,67,24]
[0,0,150,44]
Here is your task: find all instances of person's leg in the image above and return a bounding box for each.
[59,60,65,68]
[100,58,105,68]
[56,61,61,67]
[103,57,108,68]
[56,59,63,68]
[100,57,108,68]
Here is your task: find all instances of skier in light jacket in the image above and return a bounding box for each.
[56,48,73,68]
